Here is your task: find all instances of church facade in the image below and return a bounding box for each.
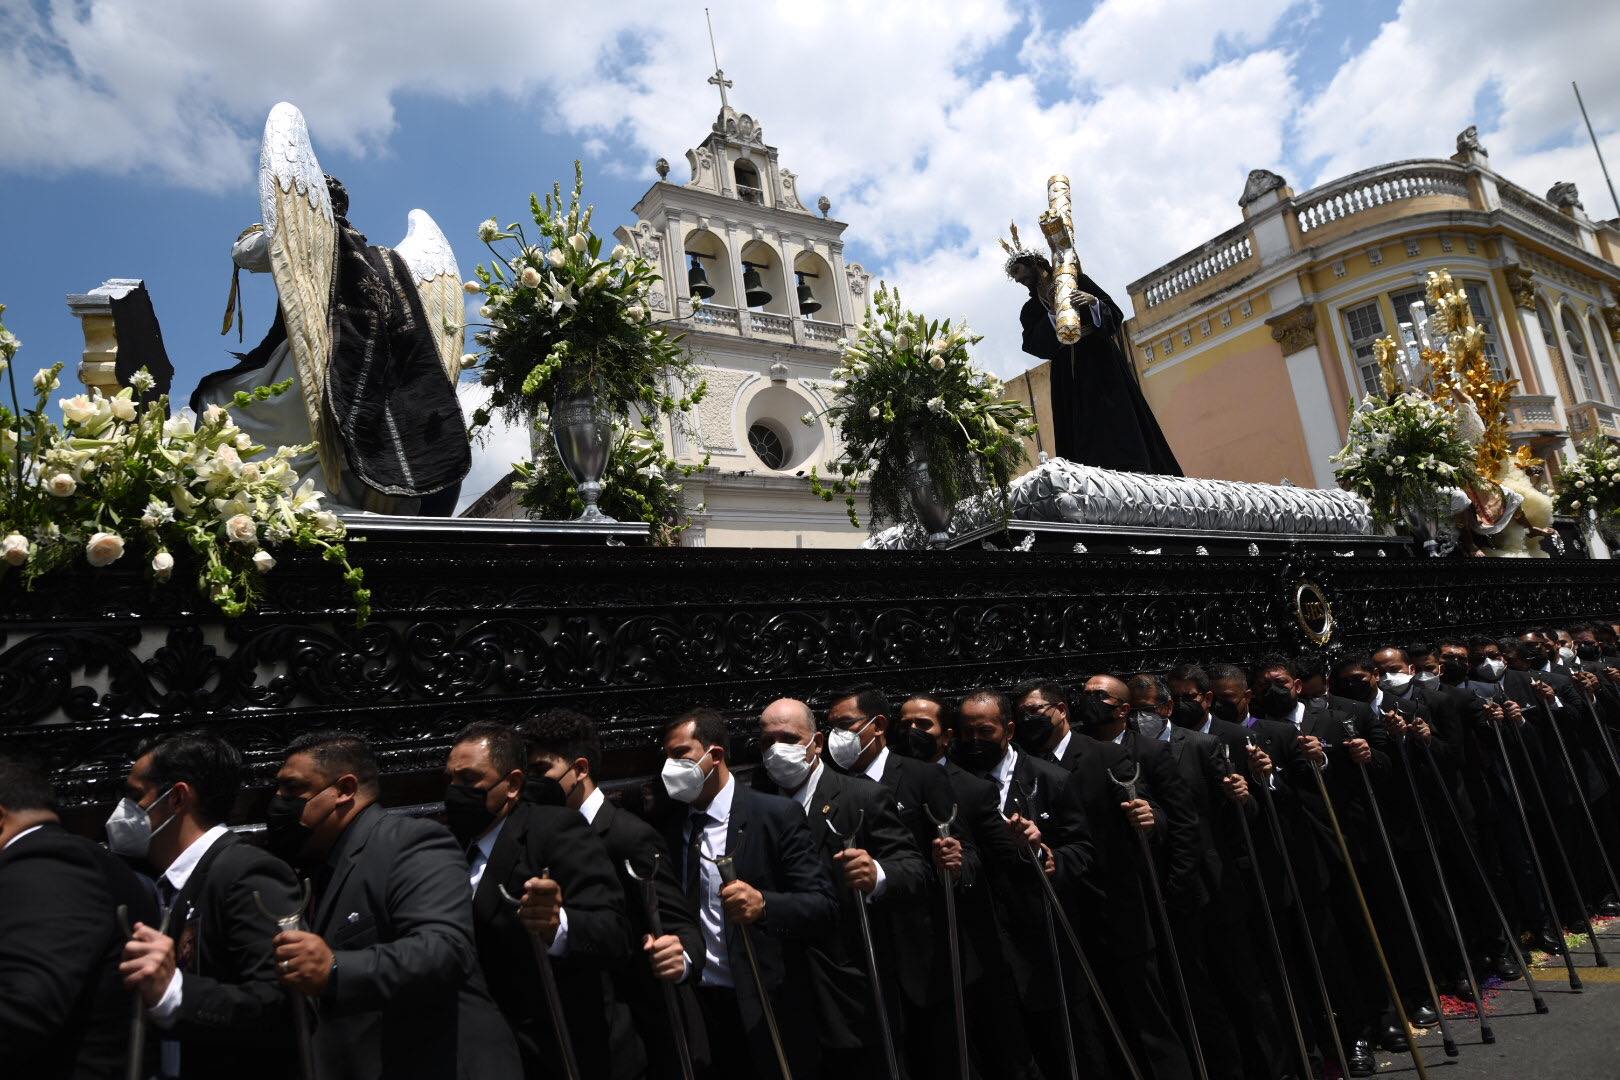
[1114,129,1620,491]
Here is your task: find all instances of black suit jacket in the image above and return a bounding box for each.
[662,780,838,1078]
[590,797,707,1080]
[987,748,1071,1001]
[1165,725,1249,910]
[159,831,306,1079]
[311,805,519,1080]
[0,823,158,1080]
[1119,728,1205,912]
[936,760,1013,989]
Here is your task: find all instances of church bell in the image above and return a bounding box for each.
[795,272,821,316]
[742,262,772,308]
[687,256,716,301]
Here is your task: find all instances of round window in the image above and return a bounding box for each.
[748,422,788,470]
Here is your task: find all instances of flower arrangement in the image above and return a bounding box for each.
[0,304,368,622]
[512,414,705,546]
[462,161,705,433]
[804,282,1035,530]
[1331,390,1478,528]
[1553,437,1620,531]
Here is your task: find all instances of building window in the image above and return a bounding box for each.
[1560,306,1602,402]
[1342,300,1386,396]
[748,421,787,469]
[1388,281,1508,381]
[734,159,764,205]
[1589,313,1620,404]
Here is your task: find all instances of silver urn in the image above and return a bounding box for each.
[551,392,617,523]
[905,433,953,548]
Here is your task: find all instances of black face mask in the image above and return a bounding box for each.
[1170,695,1206,729]
[1210,697,1242,725]
[1256,683,1296,720]
[443,783,499,849]
[1439,656,1469,684]
[1577,642,1601,661]
[1014,709,1056,753]
[264,792,316,863]
[953,738,1004,774]
[892,724,940,762]
[1074,692,1116,731]
[1334,679,1376,703]
[522,774,569,808]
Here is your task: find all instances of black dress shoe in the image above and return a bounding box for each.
[1485,952,1523,981]
[1598,896,1620,918]
[1346,1039,1376,1077]
[1535,929,1566,955]
[1379,1023,1410,1052]
[1409,1002,1439,1027]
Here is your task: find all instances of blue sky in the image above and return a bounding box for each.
[3,0,1617,500]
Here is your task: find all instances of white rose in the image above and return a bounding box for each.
[626,304,645,322]
[46,473,76,497]
[110,396,136,422]
[1572,499,1583,509]
[894,334,912,353]
[85,531,125,567]
[460,353,479,370]
[235,433,252,451]
[151,550,174,581]
[546,248,567,268]
[927,396,946,415]
[203,404,225,426]
[463,279,483,294]
[610,243,629,264]
[313,510,341,531]
[241,462,261,483]
[868,405,881,419]
[479,305,494,320]
[929,356,946,371]
[253,550,276,573]
[568,233,588,253]
[2,533,28,566]
[520,266,542,288]
[60,394,95,425]
[477,218,500,242]
[225,514,257,545]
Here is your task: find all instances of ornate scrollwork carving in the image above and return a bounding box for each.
[1266,306,1318,357]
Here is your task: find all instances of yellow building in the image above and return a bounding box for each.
[1069,128,1620,489]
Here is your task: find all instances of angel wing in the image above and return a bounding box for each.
[394,209,464,384]
[260,102,339,489]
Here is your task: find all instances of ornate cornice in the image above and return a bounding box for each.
[1266,305,1318,356]
[1602,305,1620,343]
[1504,263,1537,310]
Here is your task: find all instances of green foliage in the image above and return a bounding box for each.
[1331,391,1478,528]
[804,281,1035,531]
[512,422,705,546]
[1553,437,1620,531]
[0,302,368,623]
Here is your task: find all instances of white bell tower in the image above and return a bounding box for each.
[615,63,871,548]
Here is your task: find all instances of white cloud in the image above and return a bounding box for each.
[454,381,530,514]
[1054,0,1303,89]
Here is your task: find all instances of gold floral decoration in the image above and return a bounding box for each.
[1424,269,1519,480]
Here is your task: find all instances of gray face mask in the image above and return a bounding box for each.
[105,786,177,859]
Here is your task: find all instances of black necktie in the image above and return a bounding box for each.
[157,876,178,911]
[684,812,709,912]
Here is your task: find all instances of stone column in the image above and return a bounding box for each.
[1502,258,1577,462]
[1265,304,1340,488]
[65,278,144,397]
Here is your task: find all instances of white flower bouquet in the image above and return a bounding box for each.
[0,303,368,622]
[1331,391,1478,528]
[804,281,1035,530]
[1553,437,1620,530]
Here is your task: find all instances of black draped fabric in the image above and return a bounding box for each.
[189,308,287,414]
[1019,272,1182,476]
[325,216,470,499]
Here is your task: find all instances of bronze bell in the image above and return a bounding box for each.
[742,262,772,308]
[795,272,821,316]
[687,256,716,301]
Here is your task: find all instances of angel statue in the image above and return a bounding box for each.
[191,102,470,516]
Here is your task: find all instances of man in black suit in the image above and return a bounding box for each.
[112,732,302,1080]
[0,753,158,1079]
[522,707,707,1080]
[266,731,521,1080]
[444,721,628,1079]
[659,706,838,1079]
[755,696,926,1077]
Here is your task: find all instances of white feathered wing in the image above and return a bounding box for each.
[395,209,464,384]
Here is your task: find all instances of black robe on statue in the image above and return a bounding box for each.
[1019,272,1181,476]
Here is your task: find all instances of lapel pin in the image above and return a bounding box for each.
[347,911,360,923]
[821,803,832,815]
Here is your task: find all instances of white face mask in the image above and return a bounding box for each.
[1476,657,1506,680]
[1379,671,1413,693]
[1414,671,1439,684]
[762,740,815,790]
[827,715,873,771]
[1558,646,1576,664]
[661,750,714,805]
[105,786,176,859]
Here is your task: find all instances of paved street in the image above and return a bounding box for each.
[1373,925,1620,1080]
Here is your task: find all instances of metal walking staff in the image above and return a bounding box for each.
[254,879,317,1080]
[703,848,793,1080]
[1109,761,1209,1080]
[1215,742,1314,1079]
[1527,685,1620,922]
[499,875,582,1080]
[825,811,900,1080]
[1008,780,1077,1080]
[925,803,970,1080]
[116,903,175,1080]
[624,855,696,1080]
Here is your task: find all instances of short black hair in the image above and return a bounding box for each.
[1330,653,1376,682]
[1465,634,1496,654]
[1167,663,1210,693]
[284,731,379,794]
[1206,662,1248,689]
[957,688,1013,733]
[1435,634,1471,652]
[0,752,56,814]
[1126,672,1168,700]
[665,708,728,752]
[453,721,526,778]
[901,692,957,729]
[138,731,243,826]
[1249,652,1295,687]
[827,683,891,722]
[1292,653,1327,681]
[1011,677,1069,710]
[519,708,602,777]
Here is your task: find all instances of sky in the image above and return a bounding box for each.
[3,0,1619,506]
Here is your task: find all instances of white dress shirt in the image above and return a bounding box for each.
[860,745,890,784]
[990,746,1019,810]
[1050,730,1072,762]
[688,775,736,989]
[808,759,887,899]
[148,824,230,1078]
[2,823,44,850]
[579,785,607,826]
[469,815,569,957]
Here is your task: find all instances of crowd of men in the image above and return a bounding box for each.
[3,620,1620,1080]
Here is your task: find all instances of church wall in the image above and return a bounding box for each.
[1004,360,1057,466]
